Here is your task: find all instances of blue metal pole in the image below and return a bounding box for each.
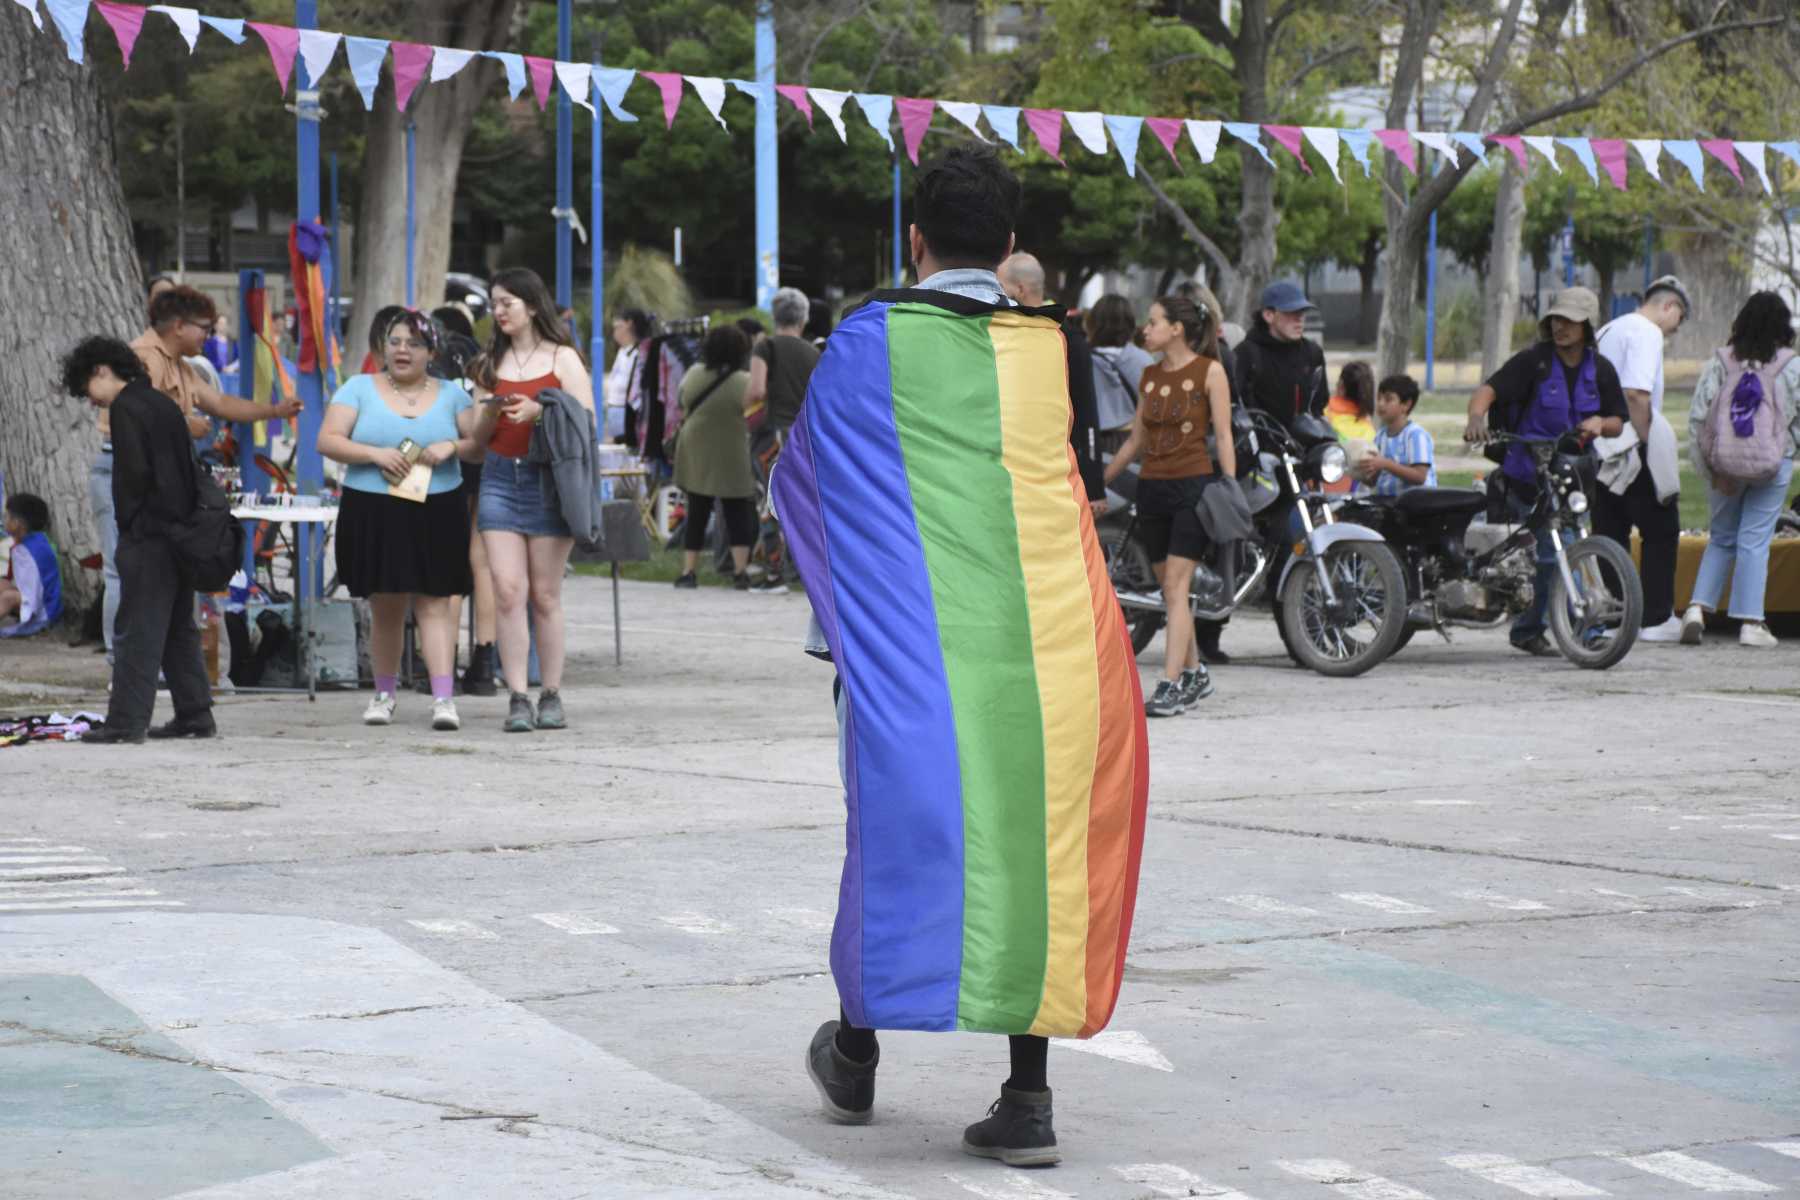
[1425,209,1437,392]
[754,3,778,310]
[404,122,416,307]
[328,152,340,363]
[589,69,605,372]
[294,0,323,598]
[1562,215,1576,287]
[892,156,903,286]
[555,0,573,313]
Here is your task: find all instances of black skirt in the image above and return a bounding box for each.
[335,486,474,598]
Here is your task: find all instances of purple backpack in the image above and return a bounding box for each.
[1699,347,1793,487]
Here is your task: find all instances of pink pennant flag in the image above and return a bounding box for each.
[247,22,299,94]
[390,42,432,111]
[642,71,685,129]
[896,97,935,166]
[1590,138,1629,190]
[523,55,555,110]
[1488,135,1529,172]
[1146,117,1183,165]
[1024,108,1065,164]
[775,83,813,129]
[1375,128,1416,174]
[1700,138,1744,185]
[96,2,146,68]
[1263,124,1310,173]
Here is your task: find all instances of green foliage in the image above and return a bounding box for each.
[604,244,694,321]
[1411,285,1481,360]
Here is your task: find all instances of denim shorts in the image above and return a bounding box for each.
[477,452,572,538]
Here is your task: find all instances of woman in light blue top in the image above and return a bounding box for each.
[318,309,479,731]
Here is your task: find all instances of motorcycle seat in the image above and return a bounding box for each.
[1394,486,1488,517]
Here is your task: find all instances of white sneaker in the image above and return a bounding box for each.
[1739,621,1778,648]
[1639,615,1684,643]
[1679,604,1706,645]
[363,692,397,726]
[431,698,461,731]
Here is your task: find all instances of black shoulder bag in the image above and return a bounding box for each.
[662,370,732,462]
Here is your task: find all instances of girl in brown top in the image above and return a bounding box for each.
[1102,295,1236,717]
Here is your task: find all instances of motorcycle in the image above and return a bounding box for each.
[1099,409,1408,678]
[1337,432,1643,669]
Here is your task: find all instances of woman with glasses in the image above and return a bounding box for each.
[468,267,595,734]
[318,309,478,731]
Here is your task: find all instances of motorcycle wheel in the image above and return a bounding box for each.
[1547,534,1642,670]
[1097,525,1164,656]
[1278,542,1407,677]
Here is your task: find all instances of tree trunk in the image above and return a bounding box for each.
[1596,268,1616,324]
[351,0,516,333]
[0,7,145,617]
[1378,215,1427,378]
[1481,157,1525,376]
[1356,234,1380,345]
[1231,0,1275,326]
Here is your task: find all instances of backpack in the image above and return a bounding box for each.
[1699,347,1793,487]
[168,464,247,592]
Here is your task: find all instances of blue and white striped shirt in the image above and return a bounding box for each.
[1373,420,1436,496]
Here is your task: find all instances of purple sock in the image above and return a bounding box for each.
[431,675,454,701]
[376,674,397,696]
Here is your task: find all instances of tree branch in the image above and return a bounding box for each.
[1184,0,1238,55]
[1456,0,1527,131]
[1273,42,1366,110]
[1137,170,1239,289]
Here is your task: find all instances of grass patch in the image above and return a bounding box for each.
[572,542,742,587]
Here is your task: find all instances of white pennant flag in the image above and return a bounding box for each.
[1521,135,1562,172]
[430,46,475,82]
[298,29,342,88]
[1301,126,1342,182]
[1414,130,1458,164]
[556,61,594,115]
[1737,141,1773,193]
[1629,139,1663,182]
[150,6,200,51]
[809,88,851,143]
[1064,111,1108,156]
[1185,119,1222,163]
[939,100,988,142]
[686,76,728,129]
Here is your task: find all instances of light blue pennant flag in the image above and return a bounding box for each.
[1555,136,1598,185]
[982,105,1022,151]
[593,67,639,121]
[1338,128,1375,176]
[853,92,895,151]
[1224,122,1275,166]
[199,14,245,43]
[1103,114,1143,177]
[484,51,527,101]
[345,36,388,110]
[1661,139,1706,190]
[44,0,89,62]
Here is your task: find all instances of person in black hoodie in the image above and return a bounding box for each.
[999,252,1105,512]
[63,336,214,744]
[1234,281,1328,431]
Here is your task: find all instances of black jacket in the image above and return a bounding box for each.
[1233,321,1327,431]
[1063,323,1104,501]
[111,378,199,537]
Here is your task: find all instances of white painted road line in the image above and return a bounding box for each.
[1115,1162,1261,1198]
[531,912,621,935]
[1607,1151,1779,1192]
[0,845,92,854]
[0,838,49,843]
[0,866,127,879]
[0,876,146,892]
[1336,893,1434,916]
[945,1171,1075,1199]
[1054,1029,1173,1072]
[660,912,733,935]
[1222,894,1320,916]
[1443,1153,1607,1196]
[0,856,112,865]
[1276,1159,1436,1199]
[1758,1142,1800,1160]
[0,889,165,902]
[1452,892,1551,912]
[405,919,498,940]
[0,899,185,912]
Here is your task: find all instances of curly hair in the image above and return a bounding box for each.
[1084,294,1138,349]
[701,323,750,374]
[148,284,217,330]
[1728,291,1795,365]
[60,335,147,398]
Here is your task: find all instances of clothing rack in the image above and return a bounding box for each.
[661,316,710,337]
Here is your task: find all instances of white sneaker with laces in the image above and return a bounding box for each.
[1679,604,1706,645]
[432,698,461,731]
[1639,615,1684,643]
[1739,621,1778,648]
[363,692,397,726]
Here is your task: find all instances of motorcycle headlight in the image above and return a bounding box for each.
[1566,489,1589,514]
[1316,444,1347,485]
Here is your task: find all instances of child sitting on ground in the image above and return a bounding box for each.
[1,493,64,638]
[1360,374,1437,497]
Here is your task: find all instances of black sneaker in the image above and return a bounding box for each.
[962,1085,1060,1168]
[734,572,753,591]
[751,575,790,595]
[461,643,498,698]
[805,1020,877,1125]
[147,715,217,739]
[503,691,536,733]
[1511,634,1556,657]
[1145,679,1183,718]
[83,724,146,745]
[1196,625,1231,665]
[673,572,699,590]
[1178,666,1213,709]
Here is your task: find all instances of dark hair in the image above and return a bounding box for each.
[912,145,1021,268]
[1152,293,1217,355]
[1085,294,1138,348]
[431,304,475,340]
[146,273,175,296]
[4,492,49,533]
[1337,361,1376,419]
[367,304,406,356]
[700,324,750,374]
[805,298,834,343]
[613,308,652,341]
[1377,373,1421,411]
[470,267,583,391]
[1728,291,1795,365]
[60,335,147,397]
[385,308,441,356]
[149,284,217,330]
[735,316,767,342]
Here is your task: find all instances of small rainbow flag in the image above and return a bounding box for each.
[772,291,1149,1039]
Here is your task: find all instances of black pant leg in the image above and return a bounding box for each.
[1007,1034,1049,1092]
[683,493,717,552]
[721,497,758,546]
[159,572,213,723]
[1629,470,1680,626]
[107,534,177,733]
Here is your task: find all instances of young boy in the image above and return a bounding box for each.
[1361,373,1437,496]
[1,493,64,638]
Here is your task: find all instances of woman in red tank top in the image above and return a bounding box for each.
[469,268,595,734]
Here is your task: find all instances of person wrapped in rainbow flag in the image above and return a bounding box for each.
[771,147,1150,1169]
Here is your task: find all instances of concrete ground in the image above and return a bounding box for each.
[1,576,1796,1200]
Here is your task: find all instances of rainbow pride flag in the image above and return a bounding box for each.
[772,291,1149,1039]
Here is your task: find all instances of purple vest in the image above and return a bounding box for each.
[1506,348,1599,483]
